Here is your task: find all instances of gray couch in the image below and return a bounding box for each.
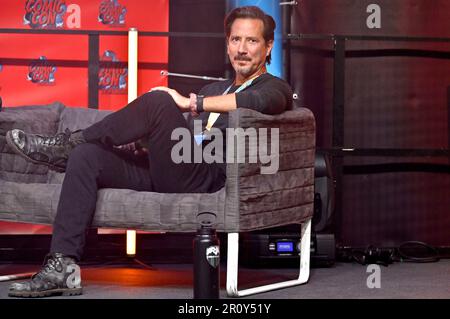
[0,101,316,296]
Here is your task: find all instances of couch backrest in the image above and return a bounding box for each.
[57,106,112,133]
[48,106,112,184]
[0,103,112,184]
[0,102,64,183]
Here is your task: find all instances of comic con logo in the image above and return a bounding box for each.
[98,0,127,26]
[27,56,57,84]
[24,0,67,29]
[99,50,127,93]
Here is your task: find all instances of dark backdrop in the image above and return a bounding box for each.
[289,0,450,247]
[169,0,450,247]
[168,0,227,96]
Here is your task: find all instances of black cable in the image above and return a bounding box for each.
[336,241,443,266]
[396,241,441,263]
[349,246,395,266]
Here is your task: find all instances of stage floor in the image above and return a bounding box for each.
[0,259,449,299]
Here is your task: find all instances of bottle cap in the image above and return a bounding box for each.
[197,220,216,235]
[196,212,216,231]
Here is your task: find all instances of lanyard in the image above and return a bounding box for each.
[205,75,260,131]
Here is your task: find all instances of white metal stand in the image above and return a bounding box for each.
[226,218,311,297]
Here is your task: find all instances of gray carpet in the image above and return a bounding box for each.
[0,260,449,299]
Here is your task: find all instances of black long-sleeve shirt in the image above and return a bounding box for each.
[187,73,293,134]
[186,72,293,173]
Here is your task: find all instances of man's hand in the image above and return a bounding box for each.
[150,86,190,112]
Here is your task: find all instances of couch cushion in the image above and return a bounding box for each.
[0,102,65,183]
[0,180,226,232]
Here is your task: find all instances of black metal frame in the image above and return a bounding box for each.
[287,33,450,243]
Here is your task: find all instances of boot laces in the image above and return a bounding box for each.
[33,254,64,280]
[40,130,70,147]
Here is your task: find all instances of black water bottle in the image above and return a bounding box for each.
[193,222,220,299]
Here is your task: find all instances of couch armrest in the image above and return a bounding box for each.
[224,107,316,232]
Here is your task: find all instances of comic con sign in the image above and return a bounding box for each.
[24,0,76,29]
[27,56,57,85]
[99,50,127,93]
[0,0,168,109]
[23,0,127,29]
[98,0,127,26]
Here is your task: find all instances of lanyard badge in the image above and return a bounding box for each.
[194,76,260,146]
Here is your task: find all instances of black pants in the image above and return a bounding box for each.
[50,91,226,260]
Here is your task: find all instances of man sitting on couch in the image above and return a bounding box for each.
[5,6,292,297]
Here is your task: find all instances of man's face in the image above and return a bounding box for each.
[227,18,273,81]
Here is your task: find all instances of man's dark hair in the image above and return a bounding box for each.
[224,6,276,64]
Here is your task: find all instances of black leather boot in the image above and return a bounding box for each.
[8,253,82,298]
[6,128,86,172]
